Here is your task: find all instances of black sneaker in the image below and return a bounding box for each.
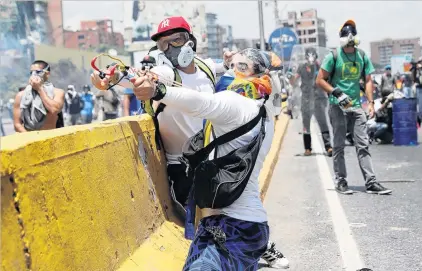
[366,182,392,195]
[335,180,353,195]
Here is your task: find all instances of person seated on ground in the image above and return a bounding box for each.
[367,93,394,144]
[14,60,65,132]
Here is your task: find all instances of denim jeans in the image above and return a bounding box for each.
[329,105,377,186]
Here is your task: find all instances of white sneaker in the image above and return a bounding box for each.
[261,241,290,269]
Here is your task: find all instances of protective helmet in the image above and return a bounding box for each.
[151,16,197,52]
[385,65,391,70]
[83,84,90,91]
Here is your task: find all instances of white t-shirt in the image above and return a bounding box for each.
[161,88,273,223]
[151,58,217,164]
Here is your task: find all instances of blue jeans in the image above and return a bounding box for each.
[368,121,388,139]
[403,87,412,98]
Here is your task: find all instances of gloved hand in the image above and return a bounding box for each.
[331,87,352,109]
[286,72,293,79]
[387,93,394,101]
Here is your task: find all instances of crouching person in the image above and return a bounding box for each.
[134,49,280,270]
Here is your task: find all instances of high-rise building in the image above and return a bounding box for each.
[279,9,327,48]
[370,38,421,67]
[220,25,234,51]
[206,13,220,59]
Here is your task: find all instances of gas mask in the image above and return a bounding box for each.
[164,40,195,68]
[339,25,360,48]
[305,52,317,64]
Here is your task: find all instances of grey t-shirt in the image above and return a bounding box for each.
[298,63,318,88]
[96,89,119,114]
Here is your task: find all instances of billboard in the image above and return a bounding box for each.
[268,27,298,61]
[391,54,412,75]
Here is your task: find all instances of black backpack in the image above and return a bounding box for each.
[181,102,268,240]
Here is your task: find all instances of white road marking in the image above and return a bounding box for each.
[311,121,365,271]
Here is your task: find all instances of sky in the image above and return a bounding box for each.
[62,0,422,56]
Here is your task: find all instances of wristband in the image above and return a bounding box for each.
[152,82,167,101]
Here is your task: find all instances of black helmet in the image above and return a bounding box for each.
[83,84,90,91]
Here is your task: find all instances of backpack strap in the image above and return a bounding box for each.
[194,57,216,87]
[202,101,267,156]
[357,48,367,81]
[153,58,216,151]
[329,49,338,85]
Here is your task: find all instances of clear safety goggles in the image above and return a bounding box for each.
[156,32,189,52]
[29,69,46,76]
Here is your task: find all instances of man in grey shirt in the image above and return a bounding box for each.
[96,87,120,120]
[290,47,332,156]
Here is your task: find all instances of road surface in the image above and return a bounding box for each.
[260,117,422,271]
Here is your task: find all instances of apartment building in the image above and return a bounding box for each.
[370,38,421,67]
[280,9,327,48]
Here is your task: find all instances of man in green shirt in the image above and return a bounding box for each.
[316,19,392,195]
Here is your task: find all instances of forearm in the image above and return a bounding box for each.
[14,122,27,132]
[316,78,334,94]
[365,81,374,101]
[38,88,61,114]
[123,96,130,116]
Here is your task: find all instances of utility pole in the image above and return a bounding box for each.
[273,0,280,26]
[258,0,265,50]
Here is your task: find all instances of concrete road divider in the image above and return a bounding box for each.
[1,113,289,271]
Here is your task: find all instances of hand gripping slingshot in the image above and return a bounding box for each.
[90,53,187,116]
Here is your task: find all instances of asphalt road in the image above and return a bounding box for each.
[260,116,422,271]
[1,118,15,137]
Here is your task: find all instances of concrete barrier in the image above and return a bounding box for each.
[1,113,289,271]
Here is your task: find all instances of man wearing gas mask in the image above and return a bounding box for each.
[92,16,290,269]
[316,20,392,195]
[131,47,283,271]
[289,47,332,156]
[13,60,65,132]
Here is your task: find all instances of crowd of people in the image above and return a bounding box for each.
[2,14,422,271]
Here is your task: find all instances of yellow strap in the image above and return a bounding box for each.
[203,120,213,147]
[194,57,216,86]
[172,58,215,87]
[173,68,182,86]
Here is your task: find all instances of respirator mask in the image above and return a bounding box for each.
[305,51,317,64]
[339,25,360,48]
[157,32,194,68]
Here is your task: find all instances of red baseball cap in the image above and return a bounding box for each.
[151,16,192,41]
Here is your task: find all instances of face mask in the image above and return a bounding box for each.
[164,41,194,68]
[307,56,315,64]
[340,33,360,47]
